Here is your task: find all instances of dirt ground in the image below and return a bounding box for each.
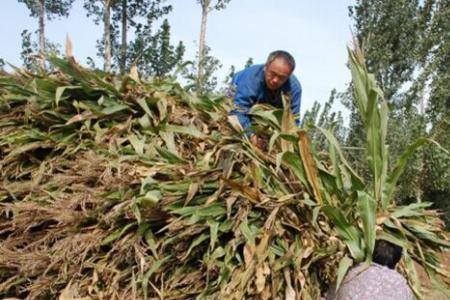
[417,251,450,299]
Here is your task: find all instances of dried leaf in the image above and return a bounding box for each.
[298,130,323,205]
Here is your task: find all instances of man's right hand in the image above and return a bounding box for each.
[250,134,266,149]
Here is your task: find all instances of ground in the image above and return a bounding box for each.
[418,251,450,299]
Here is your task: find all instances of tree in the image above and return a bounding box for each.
[348,0,450,218]
[222,64,235,85]
[20,29,34,70]
[84,0,118,72]
[183,45,222,95]
[347,0,429,197]
[130,19,185,77]
[84,0,173,73]
[18,0,74,68]
[302,89,345,150]
[126,19,184,77]
[20,29,61,72]
[196,0,231,91]
[349,0,423,101]
[244,57,253,68]
[151,20,185,76]
[420,0,450,226]
[112,0,172,74]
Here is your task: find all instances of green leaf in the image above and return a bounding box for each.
[183,232,209,259]
[137,97,155,118]
[336,255,353,290]
[391,202,433,218]
[138,190,162,207]
[160,130,178,156]
[316,126,364,190]
[101,223,135,245]
[250,104,280,125]
[357,191,377,260]
[165,124,205,138]
[194,203,226,218]
[170,203,225,219]
[403,252,422,298]
[382,138,434,208]
[129,134,145,155]
[208,220,220,250]
[55,85,81,106]
[142,255,171,299]
[239,220,256,245]
[322,206,364,260]
[281,151,310,192]
[100,103,130,115]
[154,145,185,164]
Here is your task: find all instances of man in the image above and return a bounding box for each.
[326,240,416,300]
[229,50,302,148]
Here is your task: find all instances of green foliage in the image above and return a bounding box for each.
[320,47,450,298]
[18,0,74,70]
[130,19,185,77]
[84,0,182,75]
[348,0,450,219]
[18,0,75,20]
[302,89,346,150]
[183,45,222,95]
[244,57,254,68]
[349,0,422,100]
[20,29,61,72]
[20,29,34,70]
[197,0,232,11]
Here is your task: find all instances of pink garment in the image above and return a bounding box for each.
[326,263,416,300]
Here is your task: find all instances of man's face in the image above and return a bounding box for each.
[264,57,292,91]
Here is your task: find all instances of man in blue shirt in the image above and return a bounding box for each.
[229,50,302,148]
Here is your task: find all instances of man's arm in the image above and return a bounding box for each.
[230,95,253,134]
[229,73,258,135]
[290,79,302,126]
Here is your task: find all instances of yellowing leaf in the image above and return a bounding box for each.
[298,130,323,205]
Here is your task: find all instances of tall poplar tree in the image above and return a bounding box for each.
[196,0,231,91]
[18,0,74,67]
[347,0,450,220]
[84,0,173,73]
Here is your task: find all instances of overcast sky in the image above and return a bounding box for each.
[0,0,355,116]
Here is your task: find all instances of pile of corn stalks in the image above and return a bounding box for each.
[0,47,449,300]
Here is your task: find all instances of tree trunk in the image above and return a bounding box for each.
[197,0,210,91]
[104,0,112,72]
[38,0,45,69]
[120,0,127,74]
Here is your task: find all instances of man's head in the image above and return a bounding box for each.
[264,50,295,91]
[373,240,403,269]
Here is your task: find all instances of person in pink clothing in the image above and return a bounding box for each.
[326,240,416,300]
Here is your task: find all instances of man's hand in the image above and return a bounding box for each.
[250,134,266,149]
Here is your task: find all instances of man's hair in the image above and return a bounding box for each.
[266,50,296,72]
[373,240,403,269]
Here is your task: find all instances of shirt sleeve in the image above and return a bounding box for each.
[229,72,258,136]
[290,78,302,127]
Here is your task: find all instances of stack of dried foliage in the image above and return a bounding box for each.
[0,46,449,300]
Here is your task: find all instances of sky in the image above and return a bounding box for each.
[0,0,355,117]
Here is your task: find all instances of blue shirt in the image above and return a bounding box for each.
[229,64,302,134]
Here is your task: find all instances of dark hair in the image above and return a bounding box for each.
[266,50,296,72]
[373,240,403,269]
